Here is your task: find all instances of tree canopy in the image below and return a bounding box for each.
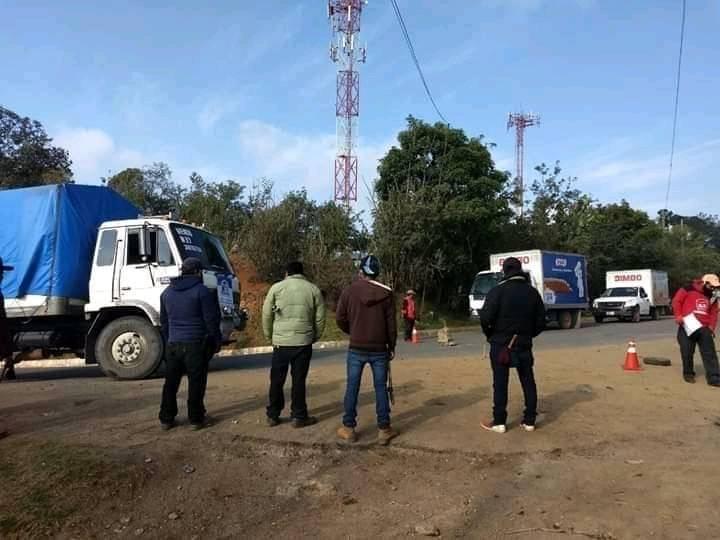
[0,106,73,188]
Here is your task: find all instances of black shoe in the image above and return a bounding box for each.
[190,416,212,431]
[266,416,281,427]
[683,375,696,384]
[160,421,175,431]
[708,381,720,388]
[292,416,318,429]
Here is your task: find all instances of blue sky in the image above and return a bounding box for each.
[2,0,718,218]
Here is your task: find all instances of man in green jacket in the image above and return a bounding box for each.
[263,261,326,428]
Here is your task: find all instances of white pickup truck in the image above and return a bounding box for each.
[592,269,670,323]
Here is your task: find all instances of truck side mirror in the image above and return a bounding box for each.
[139,225,153,262]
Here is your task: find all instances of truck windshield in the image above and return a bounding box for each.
[601,287,638,297]
[170,224,232,273]
[471,273,502,296]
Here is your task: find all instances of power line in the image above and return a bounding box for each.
[663,0,687,222]
[389,0,449,125]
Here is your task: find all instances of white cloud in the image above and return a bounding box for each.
[53,127,147,182]
[236,120,394,212]
[197,98,241,132]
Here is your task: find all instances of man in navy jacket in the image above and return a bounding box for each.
[159,257,221,430]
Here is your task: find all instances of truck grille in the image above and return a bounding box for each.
[598,302,624,310]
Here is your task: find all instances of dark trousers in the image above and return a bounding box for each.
[267,345,313,420]
[159,341,210,424]
[403,318,415,341]
[490,342,537,426]
[677,326,720,383]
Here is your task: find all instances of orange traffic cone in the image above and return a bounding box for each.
[412,326,420,344]
[623,340,642,371]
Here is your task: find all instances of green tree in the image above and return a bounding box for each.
[0,106,73,188]
[373,117,512,309]
[103,162,184,214]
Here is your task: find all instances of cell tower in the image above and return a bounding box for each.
[507,112,540,217]
[328,0,367,207]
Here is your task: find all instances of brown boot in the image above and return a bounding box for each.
[377,427,397,446]
[337,426,357,442]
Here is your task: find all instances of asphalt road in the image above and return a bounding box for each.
[11,318,678,382]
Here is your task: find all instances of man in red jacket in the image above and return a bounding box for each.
[671,273,720,386]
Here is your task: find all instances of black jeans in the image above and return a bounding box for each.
[677,326,720,383]
[403,318,415,341]
[490,342,537,426]
[267,345,313,420]
[159,341,211,425]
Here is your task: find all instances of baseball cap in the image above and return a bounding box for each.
[181,257,203,275]
[0,257,13,271]
[359,255,381,277]
[702,274,720,288]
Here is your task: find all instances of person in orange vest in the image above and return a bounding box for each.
[402,289,417,342]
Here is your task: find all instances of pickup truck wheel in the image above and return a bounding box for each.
[594,315,605,324]
[95,316,163,380]
[631,307,641,323]
[559,310,574,330]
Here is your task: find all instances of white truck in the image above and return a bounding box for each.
[1,184,246,379]
[592,269,670,323]
[469,250,589,330]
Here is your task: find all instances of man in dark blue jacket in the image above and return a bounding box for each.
[159,257,221,430]
[480,257,545,434]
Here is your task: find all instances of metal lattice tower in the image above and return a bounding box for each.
[507,112,540,217]
[328,0,367,206]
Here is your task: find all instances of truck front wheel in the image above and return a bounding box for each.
[95,316,163,379]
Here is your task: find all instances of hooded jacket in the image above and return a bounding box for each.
[672,280,718,331]
[480,271,546,350]
[336,277,397,353]
[262,274,326,347]
[160,275,221,346]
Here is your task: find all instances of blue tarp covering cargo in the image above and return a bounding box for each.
[0,184,138,301]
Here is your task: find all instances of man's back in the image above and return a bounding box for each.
[262,275,325,347]
[336,278,396,352]
[480,275,545,349]
[161,275,220,345]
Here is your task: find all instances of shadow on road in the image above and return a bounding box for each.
[538,384,596,427]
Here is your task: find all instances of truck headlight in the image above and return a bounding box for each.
[624,300,637,307]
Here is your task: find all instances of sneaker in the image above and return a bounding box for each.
[683,375,696,384]
[378,427,397,446]
[190,416,213,431]
[337,426,357,442]
[708,381,720,388]
[481,421,506,434]
[266,416,281,427]
[520,423,536,432]
[291,416,318,429]
[160,421,175,431]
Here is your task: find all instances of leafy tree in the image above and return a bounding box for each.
[103,162,184,214]
[0,105,73,188]
[373,117,512,309]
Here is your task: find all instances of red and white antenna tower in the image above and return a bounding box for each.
[507,112,540,217]
[328,0,367,207]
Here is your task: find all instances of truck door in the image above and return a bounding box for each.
[639,288,651,315]
[119,228,178,310]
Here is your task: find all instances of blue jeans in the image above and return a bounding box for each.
[342,349,391,429]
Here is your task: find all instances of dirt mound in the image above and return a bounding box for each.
[230,254,271,347]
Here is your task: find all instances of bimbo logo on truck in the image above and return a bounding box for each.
[614,274,643,282]
[498,255,531,267]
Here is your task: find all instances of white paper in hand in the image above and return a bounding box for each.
[682,314,703,336]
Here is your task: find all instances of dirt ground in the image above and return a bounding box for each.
[1,336,720,539]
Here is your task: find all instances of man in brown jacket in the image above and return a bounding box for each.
[335,255,397,445]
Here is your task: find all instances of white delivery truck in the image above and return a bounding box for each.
[1,184,247,379]
[469,250,589,330]
[592,269,670,323]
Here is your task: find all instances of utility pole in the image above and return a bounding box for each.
[328,1,367,208]
[507,112,540,217]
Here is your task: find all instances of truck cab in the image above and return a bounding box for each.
[468,271,503,319]
[592,286,652,323]
[84,217,246,379]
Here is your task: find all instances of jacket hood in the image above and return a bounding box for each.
[171,275,203,291]
[501,270,529,284]
[355,278,393,307]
